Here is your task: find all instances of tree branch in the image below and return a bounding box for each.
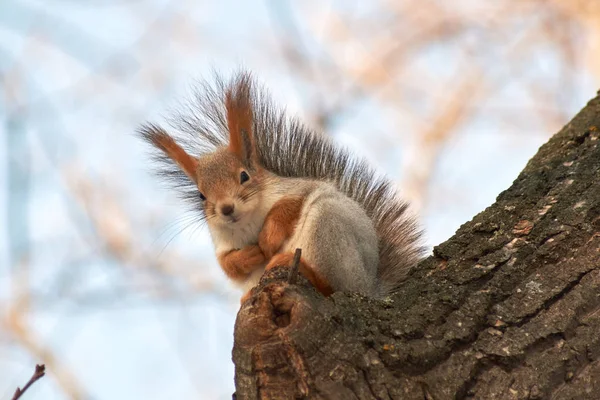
[12,364,45,400]
[288,248,302,285]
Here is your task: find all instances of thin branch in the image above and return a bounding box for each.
[288,248,302,284]
[12,364,45,400]
[5,308,86,399]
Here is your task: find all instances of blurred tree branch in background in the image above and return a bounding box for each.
[1,0,599,398]
[266,0,599,208]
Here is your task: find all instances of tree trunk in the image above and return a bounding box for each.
[232,92,600,400]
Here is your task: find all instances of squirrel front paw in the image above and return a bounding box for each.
[218,245,265,281]
[237,245,266,273]
[258,196,303,259]
[258,223,287,259]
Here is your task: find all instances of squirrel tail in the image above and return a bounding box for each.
[139,70,425,296]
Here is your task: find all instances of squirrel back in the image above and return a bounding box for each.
[140,71,424,297]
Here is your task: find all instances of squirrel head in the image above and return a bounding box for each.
[142,75,266,226]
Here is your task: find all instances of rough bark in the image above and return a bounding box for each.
[232,92,600,400]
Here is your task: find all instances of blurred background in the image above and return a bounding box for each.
[1,0,599,398]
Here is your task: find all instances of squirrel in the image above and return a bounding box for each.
[139,71,423,302]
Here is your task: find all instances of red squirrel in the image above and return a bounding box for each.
[139,72,423,302]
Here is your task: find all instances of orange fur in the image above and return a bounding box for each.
[148,127,198,182]
[218,245,265,281]
[265,252,334,296]
[259,196,305,259]
[225,77,254,161]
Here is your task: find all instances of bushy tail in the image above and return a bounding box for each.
[139,70,425,296]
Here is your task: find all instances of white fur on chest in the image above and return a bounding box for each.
[210,211,265,254]
[209,209,267,291]
[208,187,283,290]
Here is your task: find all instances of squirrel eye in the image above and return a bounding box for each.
[240,171,250,184]
[199,192,206,201]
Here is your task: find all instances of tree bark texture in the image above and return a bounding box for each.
[232,92,600,399]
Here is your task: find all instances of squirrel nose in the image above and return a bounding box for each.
[221,204,235,216]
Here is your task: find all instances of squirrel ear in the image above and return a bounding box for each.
[226,75,255,167]
[139,124,198,183]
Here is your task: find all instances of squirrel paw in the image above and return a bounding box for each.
[238,245,266,273]
[258,196,303,258]
[219,245,266,281]
[258,226,287,259]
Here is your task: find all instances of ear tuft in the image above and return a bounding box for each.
[138,123,198,183]
[226,73,255,166]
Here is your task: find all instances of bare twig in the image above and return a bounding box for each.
[12,364,45,400]
[288,248,302,284]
